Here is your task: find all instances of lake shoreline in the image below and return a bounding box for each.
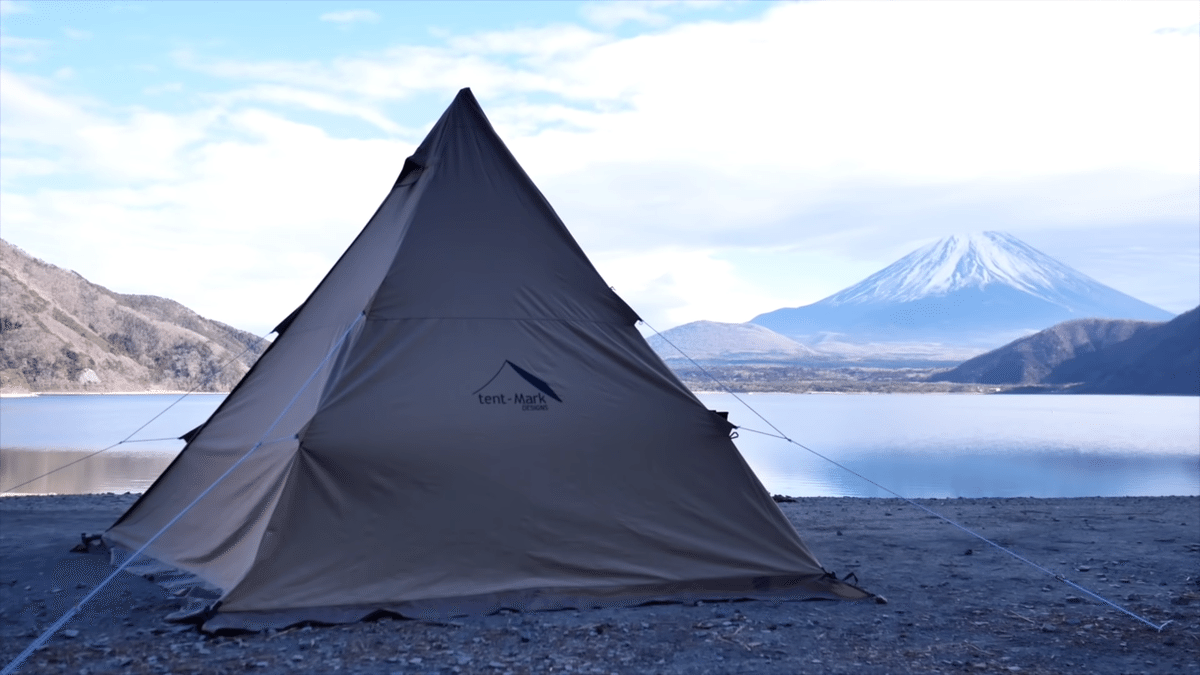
[2,493,1197,674]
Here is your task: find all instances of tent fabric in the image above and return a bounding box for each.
[104,88,872,631]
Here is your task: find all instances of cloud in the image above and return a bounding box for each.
[0,0,30,17]
[580,0,734,29]
[143,82,183,95]
[445,24,609,62]
[319,9,380,25]
[1156,23,1200,36]
[580,1,673,29]
[592,248,804,328]
[215,84,410,135]
[0,69,215,184]
[0,34,47,62]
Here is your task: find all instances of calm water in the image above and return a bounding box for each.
[700,393,1199,498]
[1,395,223,495]
[1,393,1196,497]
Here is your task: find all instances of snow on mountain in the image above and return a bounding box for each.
[827,232,1095,306]
[752,231,1172,348]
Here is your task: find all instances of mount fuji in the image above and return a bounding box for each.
[751,232,1173,349]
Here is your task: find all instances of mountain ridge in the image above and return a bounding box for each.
[929,308,1199,395]
[646,320,822,363]
[0,238,266,393]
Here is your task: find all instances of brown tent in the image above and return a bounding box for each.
[104,88,871,631]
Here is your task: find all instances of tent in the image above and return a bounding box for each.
[103,88,872,631]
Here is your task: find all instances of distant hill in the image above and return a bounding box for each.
[930,307,1198,395]
[927,318,1157,385]
[752,232,1171,348]
[647,320,979,368]
[646,320,822,363]
[1047,307,1198,395]
[0,238,266,393]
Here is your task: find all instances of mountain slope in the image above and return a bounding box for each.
[646,320,821,363]
[1047,306,1199,395]
[752,232,1171,347]
[0,238,266,393]
[929,307,1198,395]
[928,318,1158,385]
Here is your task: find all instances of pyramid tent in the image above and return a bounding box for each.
[104,88,871,630]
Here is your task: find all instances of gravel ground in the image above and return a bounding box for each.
[1,494,1197,674]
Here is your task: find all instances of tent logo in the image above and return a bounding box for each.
[473,360,562,411]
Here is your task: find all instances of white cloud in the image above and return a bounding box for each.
[143,82,183,95]
[215,84,410,135]
[592,248,802,327]
[0,0,30,16]
[446,24,609,61]
[63,27,90,40]
[0,70,216,184]
[0,34,46,62]
[319,9,380,25]
[1156,22,1200,36]
[580,0,734,29]
[580,1,673,29]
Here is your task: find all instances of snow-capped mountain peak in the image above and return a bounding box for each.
[825,231,1094,306]
[750,231,1170,347]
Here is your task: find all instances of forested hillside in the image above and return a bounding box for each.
[0,239,266,393]
[929,309,1199,395]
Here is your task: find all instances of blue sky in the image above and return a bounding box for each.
[2,0,1197,336]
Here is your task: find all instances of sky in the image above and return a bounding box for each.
[1,0,1197,337]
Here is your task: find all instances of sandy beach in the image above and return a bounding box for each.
[1,494,1196,674]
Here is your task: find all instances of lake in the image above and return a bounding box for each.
[1,393,1196,497]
